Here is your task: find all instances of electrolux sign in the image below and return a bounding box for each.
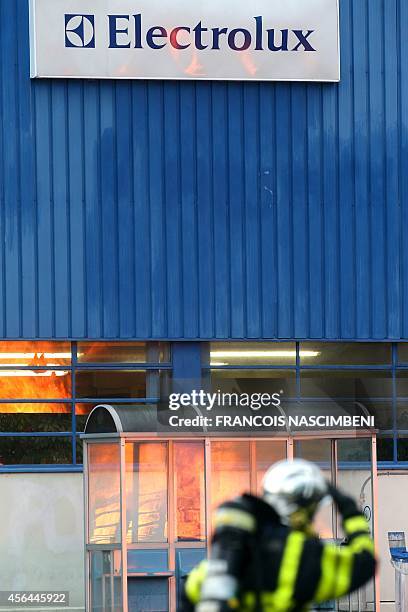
[29,0,340,81]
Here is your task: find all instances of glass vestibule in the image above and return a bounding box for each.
[294,437,379,612]
[84,433,378,612]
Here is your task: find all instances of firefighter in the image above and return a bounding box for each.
[182,458,376,612]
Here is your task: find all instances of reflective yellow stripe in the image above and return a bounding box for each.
[314,546,338,602]
[185,560,208,604]
[334,549,353,598]
[349,534,375,554]
[273,531,306,611]
[214,508,256,532]
[344,515,369,535]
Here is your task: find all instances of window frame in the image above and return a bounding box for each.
[2,340,408,470]
[0,341,172,472]
[207,341,408,469]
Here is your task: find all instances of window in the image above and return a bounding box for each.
[211,369,296,398]
[209,342,408,466]
[299,342,391,365]
[125,442,168,544]
[208,342,297,366]
[88,443,121,545]
[210,441,250,521]
[3,341,408,468]
[174,442,205,542]
[128,577,168,612]
[90,549,122,611]
[0,341,171,469]
[256,441,287,493]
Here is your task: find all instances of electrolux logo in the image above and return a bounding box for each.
[65,14,95,48]
[33,0,340,81]
[63,13,317,53]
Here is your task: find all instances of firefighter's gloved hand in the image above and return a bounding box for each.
[327,482,360,519]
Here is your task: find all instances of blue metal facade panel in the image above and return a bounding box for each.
[0,0,407,340]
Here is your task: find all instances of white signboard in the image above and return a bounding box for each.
[29,0,340,81]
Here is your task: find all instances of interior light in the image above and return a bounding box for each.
[210,350,320,359]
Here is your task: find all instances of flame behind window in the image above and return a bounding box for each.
[0,341,71,414]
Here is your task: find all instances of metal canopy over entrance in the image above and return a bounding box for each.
[82,405,379,612]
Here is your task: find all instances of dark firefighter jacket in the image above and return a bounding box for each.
[183,493,376,611]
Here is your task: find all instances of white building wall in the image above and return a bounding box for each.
[0,473,85,611]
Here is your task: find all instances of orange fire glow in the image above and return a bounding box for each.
[0,342,71,414]
[175,443,205,540]
[211,442,250,517]
[126,442,168,543]
[89,444,121,544]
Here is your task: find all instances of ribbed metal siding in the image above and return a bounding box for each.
[0,0,407,340]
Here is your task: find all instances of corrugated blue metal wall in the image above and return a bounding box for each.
[0,0,407,340]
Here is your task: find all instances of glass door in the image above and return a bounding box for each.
[294,436,378,612]
[294,438,336,540]
[335,438,376,612]
[125,442,170,612]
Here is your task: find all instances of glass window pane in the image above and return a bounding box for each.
[209,342,296,366]
[256,441,287,494]
[0,436,72,465]
[75,408,89,433]
[76,437,83,464]
[377,437,394,462]
[337,438,371,462]
[398,344,408,364]
[398,436,408,462]
[128,577,168,612]
[90,550,122,612]
[294,439,333,539]
[78,342,170,363]
[299,342,391,365]
[211,370,296,398]
[211,442,250,520]
[126,442,168,543]
[175,442,205,542]
[127,550,168,573]
[294,439,332,464]
[287,400,387,432]
[397,402,408,429]
[367,403,392,430]
[88,443,121,545]
[0,341,71,365]
[301,371,392,399]
[0,403,72,431]
[336,436,374,608]
[396,371,408,398]
[0,370,71,400]
[76,370,170,399]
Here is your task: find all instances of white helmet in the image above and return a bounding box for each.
[262,459,328,527]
